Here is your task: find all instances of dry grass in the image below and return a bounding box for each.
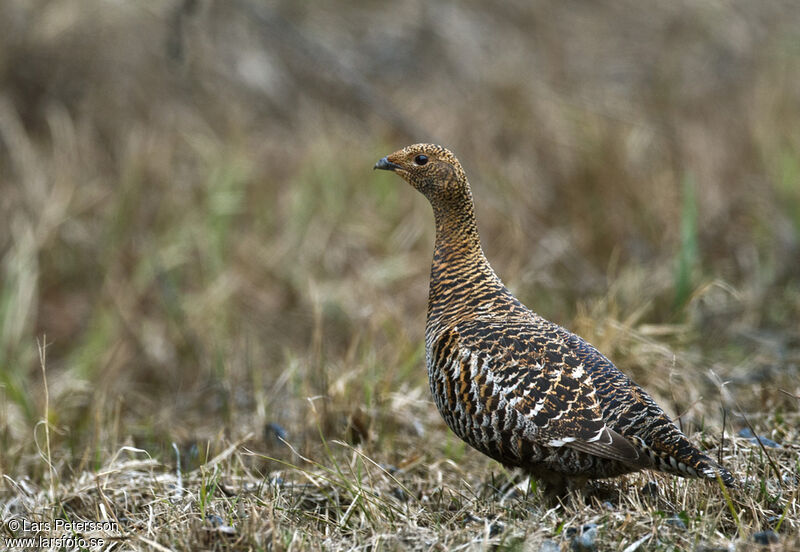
[4,422,799,550]
[1,1,799,550]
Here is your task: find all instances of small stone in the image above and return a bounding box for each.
[753,531,779,545]
[737,428,781,448]
[570,524,598,552]
[269,476,285,486]
[751,435,781,448]
[462,512,481,524]
[264,422,288,442]
[641,481,659,497]
[781,474,799,485]
[666,515,687,530]
[390,486,408,502]
[539,540,560,552]
[206,514,224,527]
[489,520,505,537]
[206,515,235,536]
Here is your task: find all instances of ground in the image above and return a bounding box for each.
[1,1,799,550]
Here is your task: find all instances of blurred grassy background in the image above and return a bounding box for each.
[1,0,798,485]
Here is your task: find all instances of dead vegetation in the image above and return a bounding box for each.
[1,0,799,549]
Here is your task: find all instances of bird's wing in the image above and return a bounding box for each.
[449,317,652,468]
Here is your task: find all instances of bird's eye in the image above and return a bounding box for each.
[414,154,428,166]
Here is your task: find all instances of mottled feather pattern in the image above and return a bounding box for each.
[375,144,734,491]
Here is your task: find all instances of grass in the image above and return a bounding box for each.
[1,1,799,550]
[4,419,798,550]
[674,173,698,310]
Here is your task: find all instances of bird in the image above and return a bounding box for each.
[374,143,734,495]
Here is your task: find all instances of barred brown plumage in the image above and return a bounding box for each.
[374,143,735,494]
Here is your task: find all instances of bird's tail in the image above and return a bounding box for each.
[697,457,736,488]
[632,434,736,488]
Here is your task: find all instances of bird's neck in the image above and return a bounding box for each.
[429,184,483,259]
[431,205,485,271]
[428,199,506,320]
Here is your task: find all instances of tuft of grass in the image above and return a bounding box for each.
[674,173,699,310]
[777,149,800,233]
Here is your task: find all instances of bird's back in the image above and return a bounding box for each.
[425,275,733,488]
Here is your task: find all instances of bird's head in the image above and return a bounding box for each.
[374,144,469,203]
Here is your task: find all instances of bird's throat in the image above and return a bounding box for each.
[427,184,506,322]
[432,205,484,269]
[429,206,501,308]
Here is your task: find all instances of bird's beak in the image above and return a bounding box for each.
[373,157,402,171]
